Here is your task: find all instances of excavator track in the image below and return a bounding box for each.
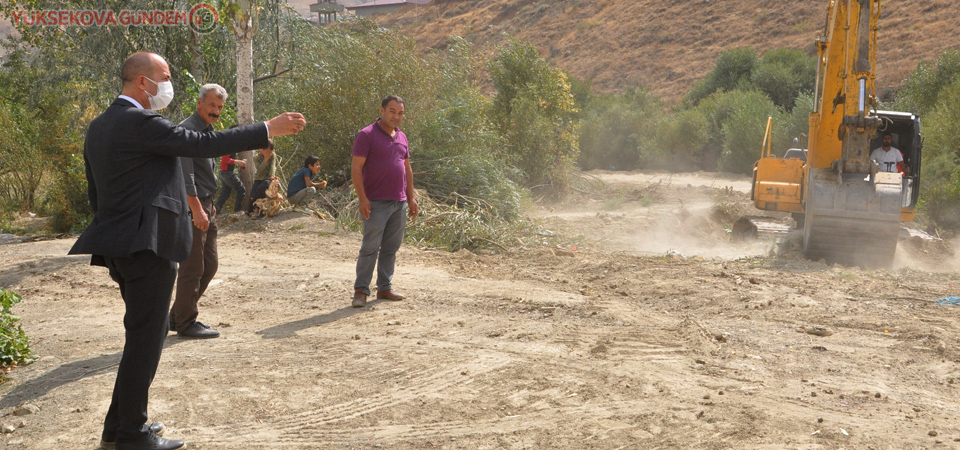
[802,168,902,268]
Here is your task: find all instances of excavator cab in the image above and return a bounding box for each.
[870,111,922,217]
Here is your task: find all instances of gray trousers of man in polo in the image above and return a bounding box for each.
[354,200,407,296]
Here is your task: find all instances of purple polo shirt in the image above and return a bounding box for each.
[352,118,409,202]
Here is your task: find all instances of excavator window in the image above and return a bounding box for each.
[871,116,921,208]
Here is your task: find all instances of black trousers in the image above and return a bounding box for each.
[247,179,271,213]
[102,251,177,443]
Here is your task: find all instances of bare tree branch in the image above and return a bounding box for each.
[253,68,293,84]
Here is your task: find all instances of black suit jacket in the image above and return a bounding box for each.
[69,98,269,264]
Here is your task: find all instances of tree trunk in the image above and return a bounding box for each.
[189,28,203,82]
[233,0,257,212]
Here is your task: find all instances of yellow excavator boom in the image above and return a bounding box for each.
[746,0,922,267]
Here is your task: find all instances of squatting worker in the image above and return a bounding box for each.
[247,140,278,216]
[351,95,419,308]
[287,155,327,207]
[68,51,306,450]
[169,84,231,339]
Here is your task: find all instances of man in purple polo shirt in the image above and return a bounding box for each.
[351,95,419,308]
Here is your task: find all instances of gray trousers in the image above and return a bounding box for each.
[354,200,407,295]
[289,187,318,206]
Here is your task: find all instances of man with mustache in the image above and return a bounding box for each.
[169,83,230,339]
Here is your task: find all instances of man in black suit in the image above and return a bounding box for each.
[69,51,306,450]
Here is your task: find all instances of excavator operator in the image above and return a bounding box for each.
[870,132,908,174]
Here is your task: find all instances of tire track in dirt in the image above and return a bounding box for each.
[198,352,512,443]
[197,323,692,447]
[200,400,655,447]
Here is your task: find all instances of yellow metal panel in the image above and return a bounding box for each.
[753,157,804,212]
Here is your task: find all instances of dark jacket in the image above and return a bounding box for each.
[178,112,219,198]
[69,98,269,264]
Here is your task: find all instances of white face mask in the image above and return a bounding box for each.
[143,76,174,111]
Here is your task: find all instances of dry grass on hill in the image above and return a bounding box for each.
[377,0,960,103]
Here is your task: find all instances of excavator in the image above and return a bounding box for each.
[740,0,922,267]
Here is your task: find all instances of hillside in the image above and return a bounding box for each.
[377,0,960,103]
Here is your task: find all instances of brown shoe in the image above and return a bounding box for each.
[352,289,368,308]
[376,289,405,301]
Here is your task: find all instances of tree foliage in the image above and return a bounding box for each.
[488,40,579,196]
[717,90,785,174]
[685,47,815,112]
[578,88,663,171]
[889,50,960,229]
[893,50,960,117]
[685,48,758,106]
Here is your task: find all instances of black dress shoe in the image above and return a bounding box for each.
[115,432,185,450]
[178,322,220,339]
[101,423,165,450]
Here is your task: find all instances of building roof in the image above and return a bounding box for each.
[345,0,431,9]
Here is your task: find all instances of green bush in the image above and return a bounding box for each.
[649,107,711,171]
[717,90,786,174]
[889,50,960,230]
[915,79,960,228]
[412,90,522,221]
[489,40,579,196]
[0,101,45,212]
[685,47,814,113]
[0,289,34,376]
[893,50,960,117]
[751,48,816,111]
[783,92,815,146]
[685,48,758,106]
[258,22,522,220]
[258,19,433,184]
[46,152,92,233]
[578,88,663,171]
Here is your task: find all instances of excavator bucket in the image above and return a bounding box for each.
[802,168,902,267]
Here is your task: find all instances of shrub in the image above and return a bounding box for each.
[0,289,34,379]
[717,90,786,174]
[489,40,579,196]
[259,22,522,220]
[650,107,711,171]
[752,48,816,111]
[893,50,960,117]
[916,79,960,228]
[0,101,45,211]
[578,87,663,171]
[685,48,758,106]
[46,152,92,233]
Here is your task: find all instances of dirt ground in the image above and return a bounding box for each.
[2,170,960,449]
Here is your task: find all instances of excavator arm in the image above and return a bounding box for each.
[745,0,921,267]
[802,0,903,267]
